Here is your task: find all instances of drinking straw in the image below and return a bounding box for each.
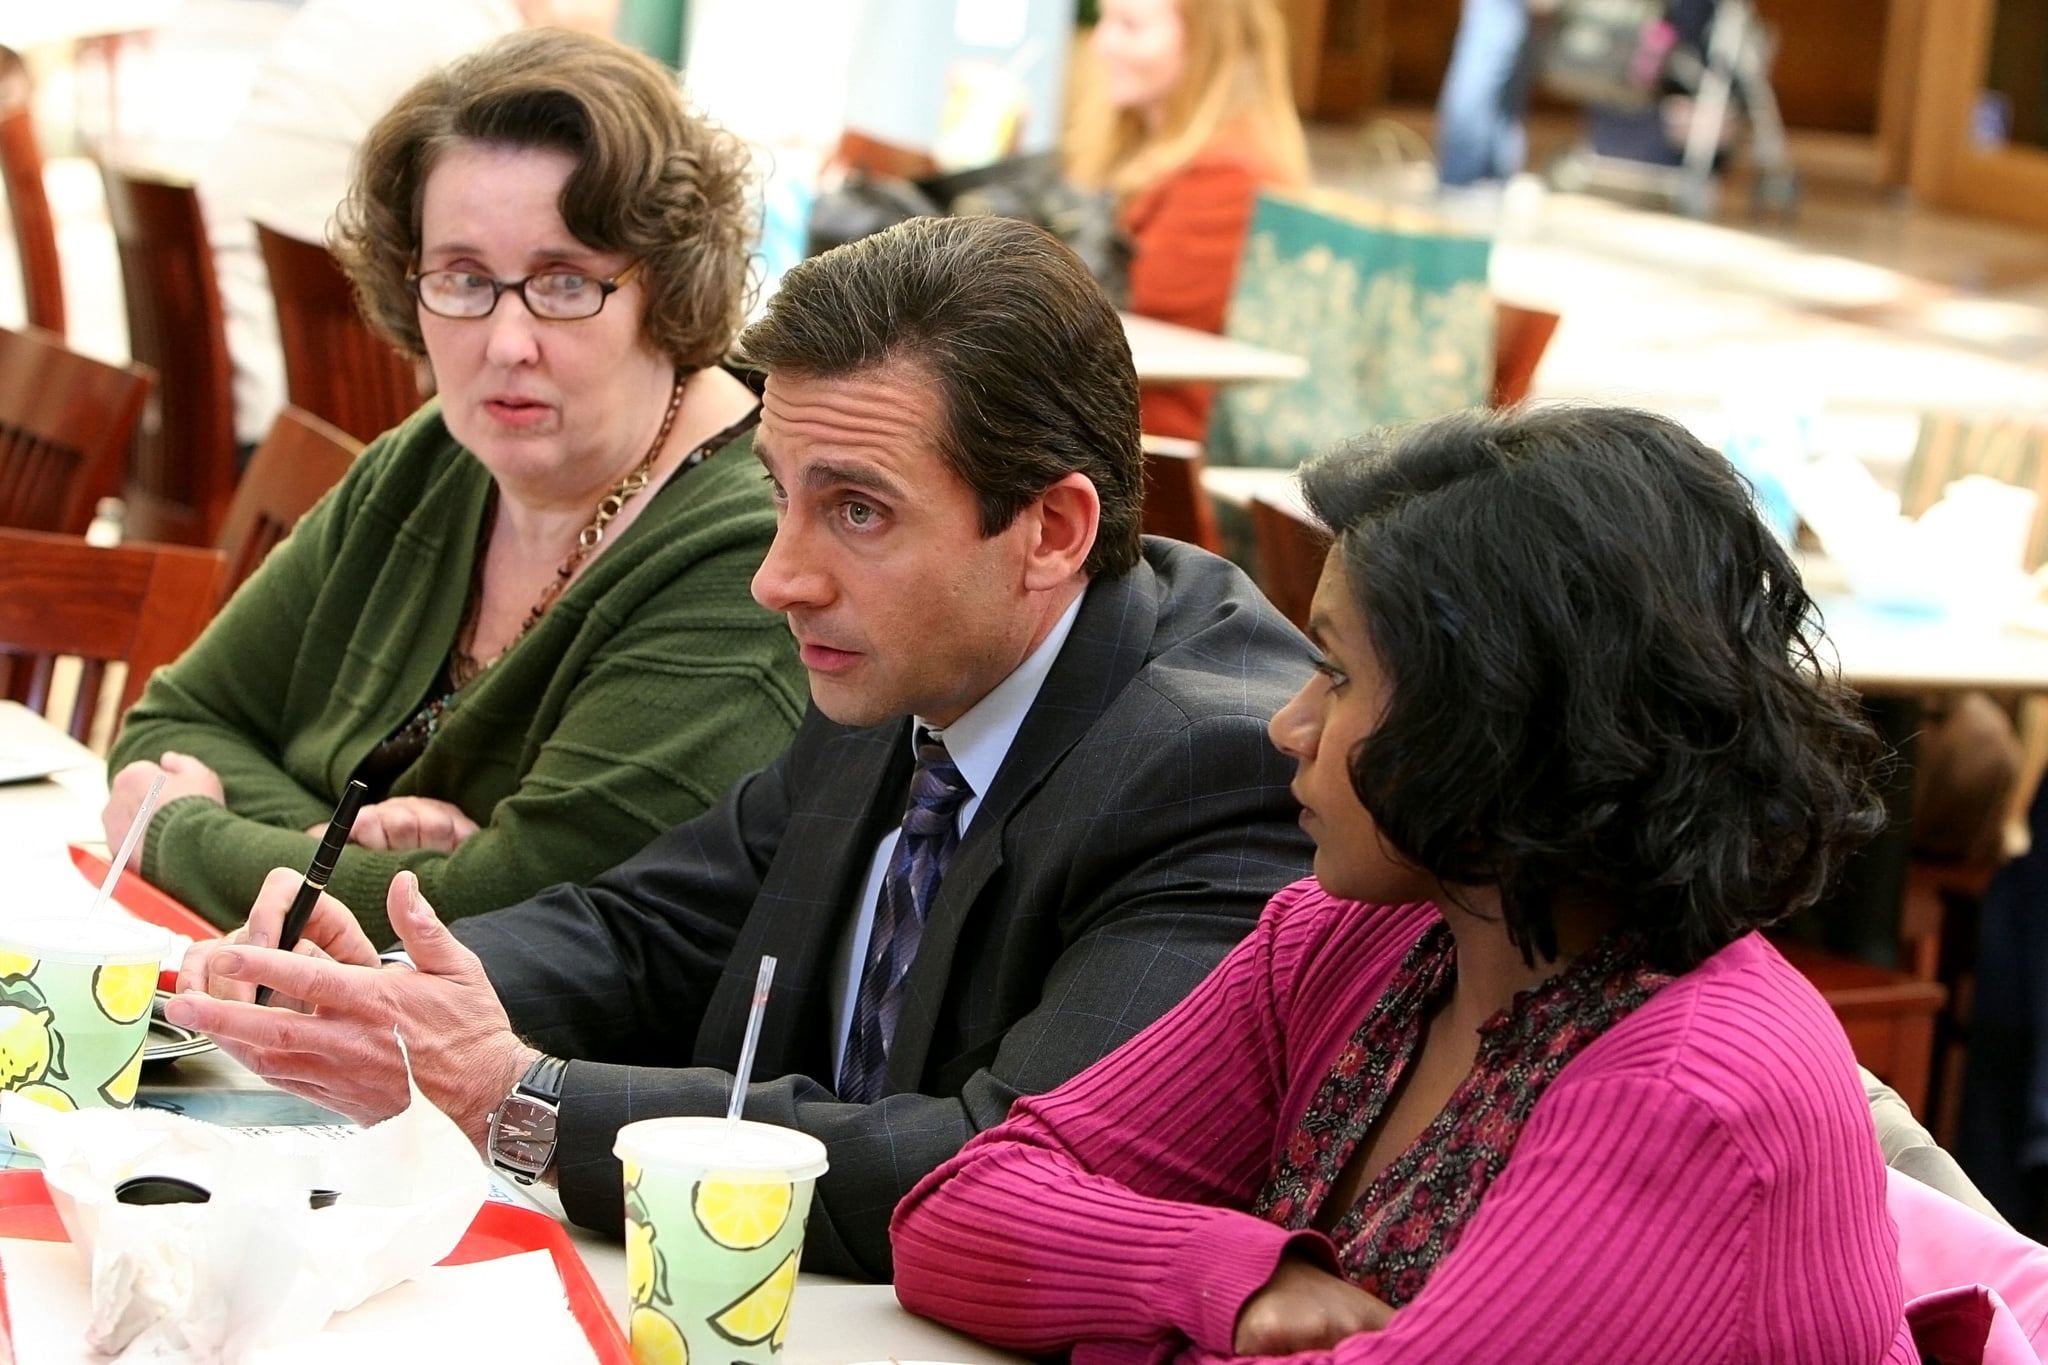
[725,955,778,1137]
[88,772,166,918]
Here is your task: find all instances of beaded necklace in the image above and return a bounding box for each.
[449,368,686,687]
[353,376,761,791]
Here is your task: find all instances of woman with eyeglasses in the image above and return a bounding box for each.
[102,29,804,942]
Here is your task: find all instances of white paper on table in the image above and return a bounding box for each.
[0,1240,600,1365]
[0,1038,492,1363]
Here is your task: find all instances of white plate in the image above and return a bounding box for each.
[145,994,216,1066]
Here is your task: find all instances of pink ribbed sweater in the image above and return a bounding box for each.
[892,879,1917,1363]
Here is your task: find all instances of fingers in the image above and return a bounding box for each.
[182,941,397,1025]
[347,800,477,853]
[242,866,309,947]
[386,873,481,979]
[348,806,392,851]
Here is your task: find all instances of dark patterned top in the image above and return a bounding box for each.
[1253,919,1673,1306]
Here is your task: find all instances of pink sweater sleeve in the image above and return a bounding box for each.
[893,914,1917,1364]
[893,882,1402,1353]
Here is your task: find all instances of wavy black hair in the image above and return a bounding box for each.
[1300,406,1888,973]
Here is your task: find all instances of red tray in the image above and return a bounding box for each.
[0,1169,630,1362]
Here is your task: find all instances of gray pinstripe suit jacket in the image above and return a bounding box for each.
[452,538,1316,1279]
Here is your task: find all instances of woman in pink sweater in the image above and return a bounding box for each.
[892,406,1918,1362]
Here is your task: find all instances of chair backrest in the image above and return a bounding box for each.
[1491,301,1561,408]
[255,222,421,445]
[1139,433,1222,553]
[215,405,360,598]
[0,325,153,534]
[0,46,63,337]
[0,528,223,742]
[101,164,238,545]
[1249,491,1328,632]
[1902,413,2048,571]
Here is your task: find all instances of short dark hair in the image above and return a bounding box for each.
[736,216,1144,578]
[1301,406,1887,972]
[335,28,753,370]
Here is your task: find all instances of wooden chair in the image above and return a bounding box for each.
[214,405,360,598]
[0,325,153,534]
[102,165,238,545]
[1139,434,1221,553]
[1248,491,1328,631]
[256,222,421,444]
[0,46,63,336]
[1491,301,1560,408]
[0,528,223,741]
[1900,412,2048,568]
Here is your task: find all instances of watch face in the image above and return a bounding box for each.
[490,1094,558,1179]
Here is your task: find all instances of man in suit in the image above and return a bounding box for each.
[170,215,1315,1279]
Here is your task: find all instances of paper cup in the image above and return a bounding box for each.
[615,1117,829,1365]
[0,917,168,1110]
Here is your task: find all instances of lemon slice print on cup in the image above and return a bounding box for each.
[693,1179,792,1250]
[0,951,37,982]
[99,1040,146,1107]
[626,1216,668,1307]
[0,1002,59,1088]
[710,1248,798,1346]
[14,1082,73,1111]
[93,962,155,1025]
[631,1306,688,1365]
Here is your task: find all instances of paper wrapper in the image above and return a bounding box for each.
[0,1043,487,1363]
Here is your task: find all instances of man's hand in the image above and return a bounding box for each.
[180,865,383,1007]
[165,872,534,1147]
[1234,1255,1393,1355]
[309,797,479,853]
[103,752,225,847]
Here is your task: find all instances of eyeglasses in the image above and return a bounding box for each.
[407,261,643,321]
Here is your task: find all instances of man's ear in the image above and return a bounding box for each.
[1023,472,1101,591]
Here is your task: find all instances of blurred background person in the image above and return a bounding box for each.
[1067,0,1309,443]
[1434,0,1540,190]
[197,0,619,454]
[103,29,805,942]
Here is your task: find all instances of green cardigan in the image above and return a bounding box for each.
[112,401,805,942]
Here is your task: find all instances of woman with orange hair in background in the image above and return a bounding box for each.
[1068,0,1310,443]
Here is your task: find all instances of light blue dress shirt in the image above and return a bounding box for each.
[827,594,1085,1081]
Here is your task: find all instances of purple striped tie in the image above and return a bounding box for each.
[839,732,972,1104]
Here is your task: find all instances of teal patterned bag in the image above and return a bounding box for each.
[1207,192,1495,469]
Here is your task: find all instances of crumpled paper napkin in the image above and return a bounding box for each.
[0,1042,487,1363]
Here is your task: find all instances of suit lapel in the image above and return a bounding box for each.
[700,718,915,1080]
[884,564,1162,1090]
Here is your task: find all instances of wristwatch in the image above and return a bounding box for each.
[487,1054,568,1185]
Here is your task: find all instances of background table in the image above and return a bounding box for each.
[1120,312,1308,387]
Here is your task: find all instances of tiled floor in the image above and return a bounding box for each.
[6,4,2048,477]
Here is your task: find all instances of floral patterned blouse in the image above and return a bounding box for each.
[1253,920,1673,1306]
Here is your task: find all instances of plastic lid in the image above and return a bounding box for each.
[614,1117,829,1180]
[0,915,170,964]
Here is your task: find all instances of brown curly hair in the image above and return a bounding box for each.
[333,27,754,370]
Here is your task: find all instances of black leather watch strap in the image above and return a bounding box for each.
[518,1053,569,1103]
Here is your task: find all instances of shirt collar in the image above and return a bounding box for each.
[914,592,1086,813]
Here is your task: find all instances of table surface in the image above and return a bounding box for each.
[1198,467,2048,695]
[1120,311,1308,386]
[0,705,1022,1362]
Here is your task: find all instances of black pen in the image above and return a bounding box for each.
[255,779,369,1007]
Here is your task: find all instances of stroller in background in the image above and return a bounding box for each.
[1540,0,1799,219]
